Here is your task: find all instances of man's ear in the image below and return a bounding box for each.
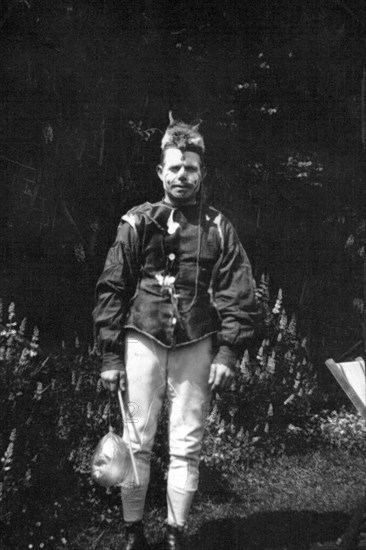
[202,166,207,180]
[156,164,164,181]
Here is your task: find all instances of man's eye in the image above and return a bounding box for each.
[170,167,180,173]
[186,167,197,173]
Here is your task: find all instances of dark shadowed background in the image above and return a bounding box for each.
[0,0,365,378]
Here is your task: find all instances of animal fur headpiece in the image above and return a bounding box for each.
[161,112,205,156]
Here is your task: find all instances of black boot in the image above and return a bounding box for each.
[164,524,185,550]
[123,521,148,550]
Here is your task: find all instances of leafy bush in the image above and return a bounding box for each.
[316,407,366,453]
[199,274,320,477]
[0,300,122,548]
[0,286,332,546]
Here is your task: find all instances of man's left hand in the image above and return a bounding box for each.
[208,363,234,392]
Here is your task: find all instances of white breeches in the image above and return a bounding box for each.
[120,329,214,526]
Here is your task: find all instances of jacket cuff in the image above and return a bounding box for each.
[213,345,238,371]
[101,351,125,373]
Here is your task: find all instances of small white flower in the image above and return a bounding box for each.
[155,273,176,287]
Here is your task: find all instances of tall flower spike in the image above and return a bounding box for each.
[272,288,283,314]
[267,351,276,374]
[256,340,266,366]
[262,273,269,301]
[279,309,287,330]
[255,273,270,304]
[288,313,297,336]
[240,349,251,380]
[19,317,27,337]
[8,302,15,322]
[18,348,29,367]
[30,326,39,357]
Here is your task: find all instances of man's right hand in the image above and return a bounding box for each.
[100,369,126,392]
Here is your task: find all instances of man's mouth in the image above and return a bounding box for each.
[172,184,189,190]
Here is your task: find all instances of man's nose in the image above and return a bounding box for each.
[177,166,186,179]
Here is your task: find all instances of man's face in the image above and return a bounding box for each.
[157,148,204,203]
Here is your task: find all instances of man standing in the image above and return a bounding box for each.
[93,115,257,549]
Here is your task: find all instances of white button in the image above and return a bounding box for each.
[171,317,177,325]
[168,253,176,261]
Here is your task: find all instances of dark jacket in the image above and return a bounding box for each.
[93,200,257,371]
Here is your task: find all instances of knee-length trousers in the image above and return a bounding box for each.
[121,329,214,526]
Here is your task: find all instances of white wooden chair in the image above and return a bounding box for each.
[325,357,366,421]
[324,356,366,549]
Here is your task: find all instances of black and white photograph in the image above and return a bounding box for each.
[0,1,365,549]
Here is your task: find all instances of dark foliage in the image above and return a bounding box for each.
[0,0,364,366]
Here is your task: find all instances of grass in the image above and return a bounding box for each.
[65,448,366,550]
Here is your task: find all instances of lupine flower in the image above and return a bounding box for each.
[272,288,282,314]
[279,309,287,330]
[102,403,110,420]
[29,327,39,357]
[293,372,301,390]
[288,314,297,336]
[239,349,251,380]
[255,273,269,303]
[256,341,265,365]
[19,317,27,337]
[8,302,15,323]
[267,351,276,374]
[33,382,43,401]
[19,348,29,367]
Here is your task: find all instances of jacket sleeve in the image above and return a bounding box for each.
[93,218,141,372]
[212,217,258,370]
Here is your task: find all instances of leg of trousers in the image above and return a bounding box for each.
[120,329,214,525]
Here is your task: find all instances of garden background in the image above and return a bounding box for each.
[1,0,366,549]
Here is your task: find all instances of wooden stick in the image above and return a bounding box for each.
[117,390,140,487]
